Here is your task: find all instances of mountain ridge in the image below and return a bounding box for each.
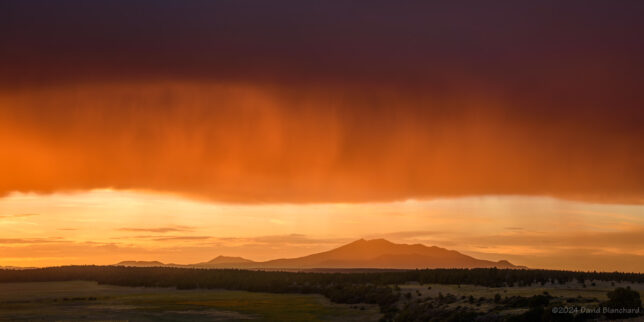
[115,239,523,269]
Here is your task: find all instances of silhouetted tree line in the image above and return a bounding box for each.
[2,266,642,289]
[0,266,642,321]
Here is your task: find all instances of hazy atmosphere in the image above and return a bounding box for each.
[1,1,643,271]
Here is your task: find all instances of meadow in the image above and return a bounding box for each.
[0,281,381,321]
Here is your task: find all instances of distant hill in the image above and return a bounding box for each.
[192,256,256,268]
[0,266,36,270]
[115,261,165,267]
[114,239,521,269]
[116,257,256,269]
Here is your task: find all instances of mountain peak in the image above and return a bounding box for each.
[282,238,520,269]
[206,256,254,264]
[351,238,394,245]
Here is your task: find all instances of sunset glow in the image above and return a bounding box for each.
[1,1,643,274]
[1,189,642,271]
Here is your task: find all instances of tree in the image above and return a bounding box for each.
[603,287,641,318]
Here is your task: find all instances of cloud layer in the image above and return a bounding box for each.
[0,1,642,203]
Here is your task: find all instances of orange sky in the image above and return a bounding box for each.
[1,190,643,271]
[1,1,643,271]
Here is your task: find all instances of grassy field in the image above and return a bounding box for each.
[1,279,642,321]
[0,281,381,321]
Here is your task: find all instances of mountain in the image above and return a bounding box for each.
[192,256,256,268]
[0,266,36,270]
[255,239,518,269]
[114,239,521,269]
[116,257,256,268]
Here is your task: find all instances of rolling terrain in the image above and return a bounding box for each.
[116,239,520,269]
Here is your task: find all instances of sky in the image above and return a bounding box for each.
[0,1,643,271]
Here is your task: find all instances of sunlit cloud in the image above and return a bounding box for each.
[118,226,194,233]
[0,237,66,244]
[0,213,39,218]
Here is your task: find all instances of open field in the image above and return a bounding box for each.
[2,280,642,321]
[0,281,381,321]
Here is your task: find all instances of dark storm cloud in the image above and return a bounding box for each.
[0,1,642,203]
[2,1,643,90]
